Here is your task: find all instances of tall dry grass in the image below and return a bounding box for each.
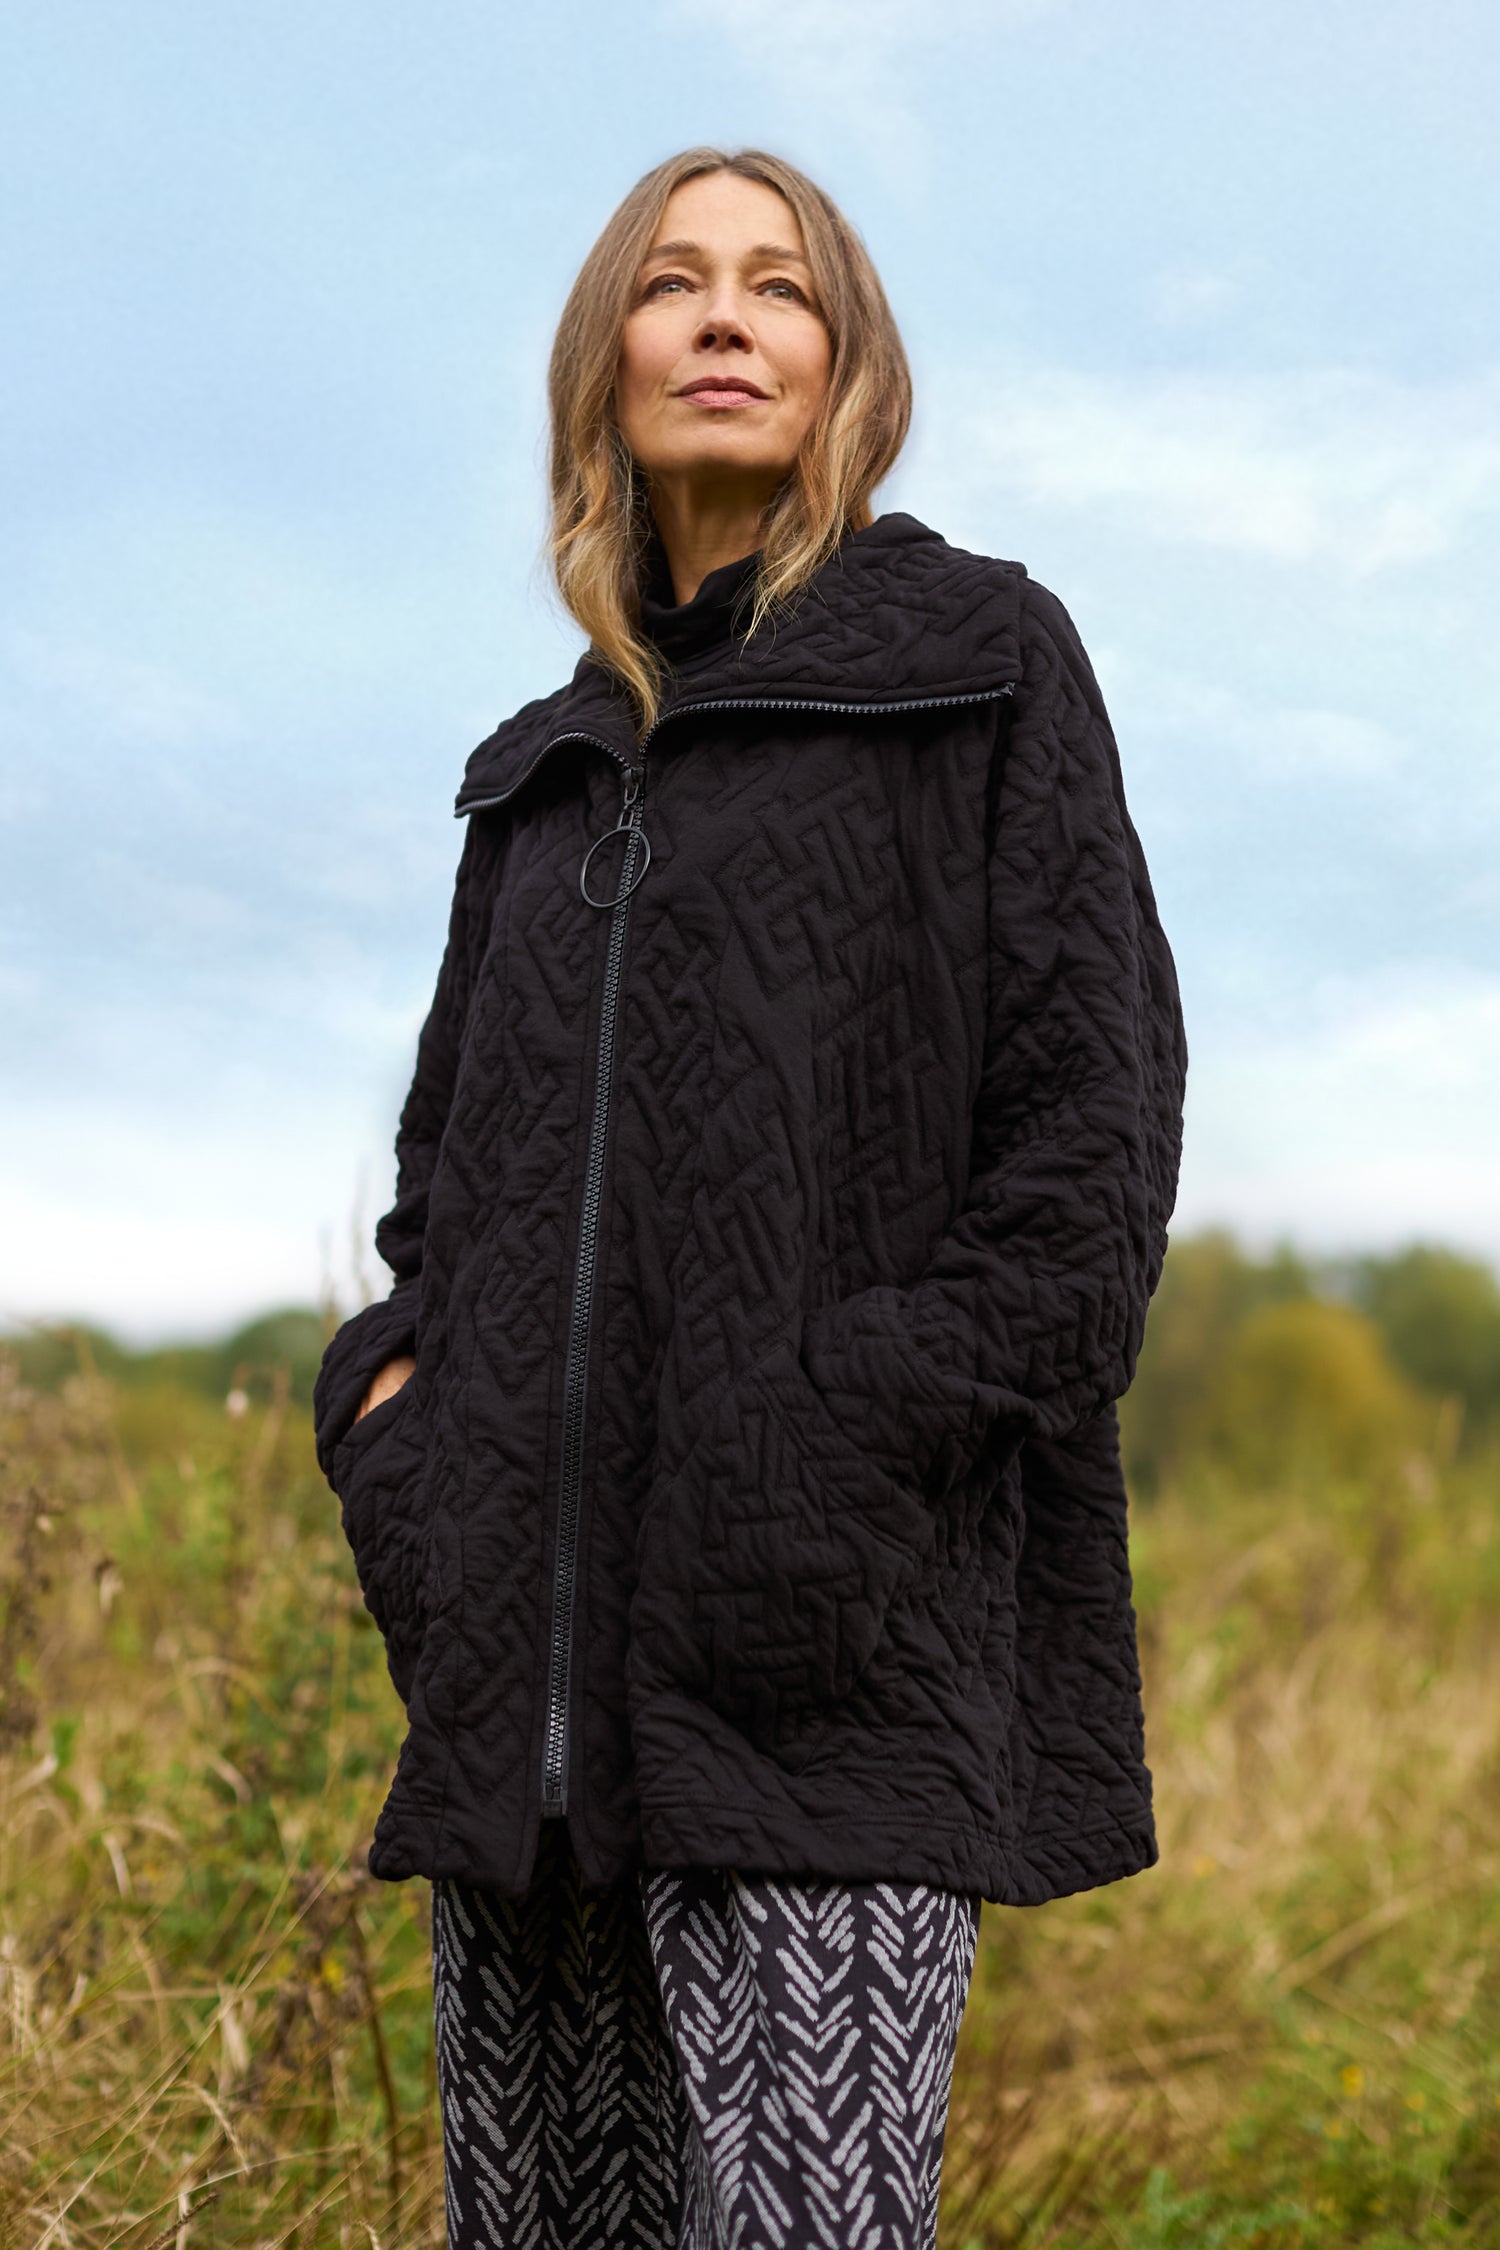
[0,1352,441,2247]
[1,1345,1497,2246]
[943,1440,1500,2246]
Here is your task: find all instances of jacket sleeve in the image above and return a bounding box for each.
[798,577,1188,1498]
[312,815,498,1473]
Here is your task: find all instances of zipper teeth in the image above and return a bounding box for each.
[539,779,646,1816]
[647,683,1015,738]
[454,682,1015,815]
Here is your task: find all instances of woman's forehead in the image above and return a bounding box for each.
[653,172,801,247]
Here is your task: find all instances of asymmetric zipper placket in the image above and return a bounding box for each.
[455,676,1016,1822]
[457,726,646,1820]
[540,740,645,1817]
[451,682,1015,824]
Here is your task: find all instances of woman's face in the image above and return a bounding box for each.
[615,172,832,501]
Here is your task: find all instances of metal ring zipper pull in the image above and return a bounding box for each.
[579,768,650,909]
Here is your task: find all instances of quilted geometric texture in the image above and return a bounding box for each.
[313,511,1188,1906]
[327,1375,429,1704]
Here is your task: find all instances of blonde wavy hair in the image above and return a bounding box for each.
[547,147,912,733]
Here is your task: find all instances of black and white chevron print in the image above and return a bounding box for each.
[433,1819,979,2250]
[640,1859,980,2250]
[433,1821,687,2248]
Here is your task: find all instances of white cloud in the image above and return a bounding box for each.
[663,0,1055,63]
[1147,265,1247,329]
[1104,657,1407,782]
[4,629,244,750]
[1177,965,1500,1263]
[928,365,1500,570]
[1,1091,397,1342]
[654,0,1062,152]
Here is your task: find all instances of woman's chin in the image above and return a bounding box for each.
[644,436,799,488]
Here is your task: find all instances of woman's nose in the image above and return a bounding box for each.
[694,290,753,352]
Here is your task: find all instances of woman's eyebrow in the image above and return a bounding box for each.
[640,238,811,267]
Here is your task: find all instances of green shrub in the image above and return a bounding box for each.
[1201,1298,1432,1488]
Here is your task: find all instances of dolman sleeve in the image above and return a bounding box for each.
[799,575,1189,1497]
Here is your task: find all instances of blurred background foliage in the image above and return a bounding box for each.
[11,1225,1499,1492]
[1120,1232,1498,1493]
[1,1226,1498,2246]
[7,1307,330,1418]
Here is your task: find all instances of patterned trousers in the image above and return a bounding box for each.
[432,1817,982,2250]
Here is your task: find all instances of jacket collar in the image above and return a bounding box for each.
[455,511,1025,817]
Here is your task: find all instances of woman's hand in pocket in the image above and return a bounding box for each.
[357,1354,416,1423]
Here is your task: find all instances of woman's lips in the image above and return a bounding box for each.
[677,381,768,408]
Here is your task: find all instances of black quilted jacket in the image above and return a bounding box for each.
[313,510,1188,1906]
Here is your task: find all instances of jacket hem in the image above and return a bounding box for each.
[637,1793,1158,1907]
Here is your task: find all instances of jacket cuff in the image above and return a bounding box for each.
[312,1278,421,1476]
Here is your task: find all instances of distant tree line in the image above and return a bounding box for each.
[1122,1232,1500,1493]
[7,1230,1499,1495]
[6,1307,331,1412]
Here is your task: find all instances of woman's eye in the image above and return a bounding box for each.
[639,273,808,305]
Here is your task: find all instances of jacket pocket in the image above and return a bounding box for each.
[632,1332,938,1747]
[328,1382,430,1703]
[312,1280,420,1476]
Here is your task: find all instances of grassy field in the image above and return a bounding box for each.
[1,1311,1498,2247]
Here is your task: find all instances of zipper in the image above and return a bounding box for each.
[539,743,647,1815]
[453,681,1014,821]
[471,679,1015,1821]
[643,683,1014,730]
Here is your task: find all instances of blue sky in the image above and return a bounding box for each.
[4,0,1497,1338]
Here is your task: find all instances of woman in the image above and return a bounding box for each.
[315,147,1187,2250]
